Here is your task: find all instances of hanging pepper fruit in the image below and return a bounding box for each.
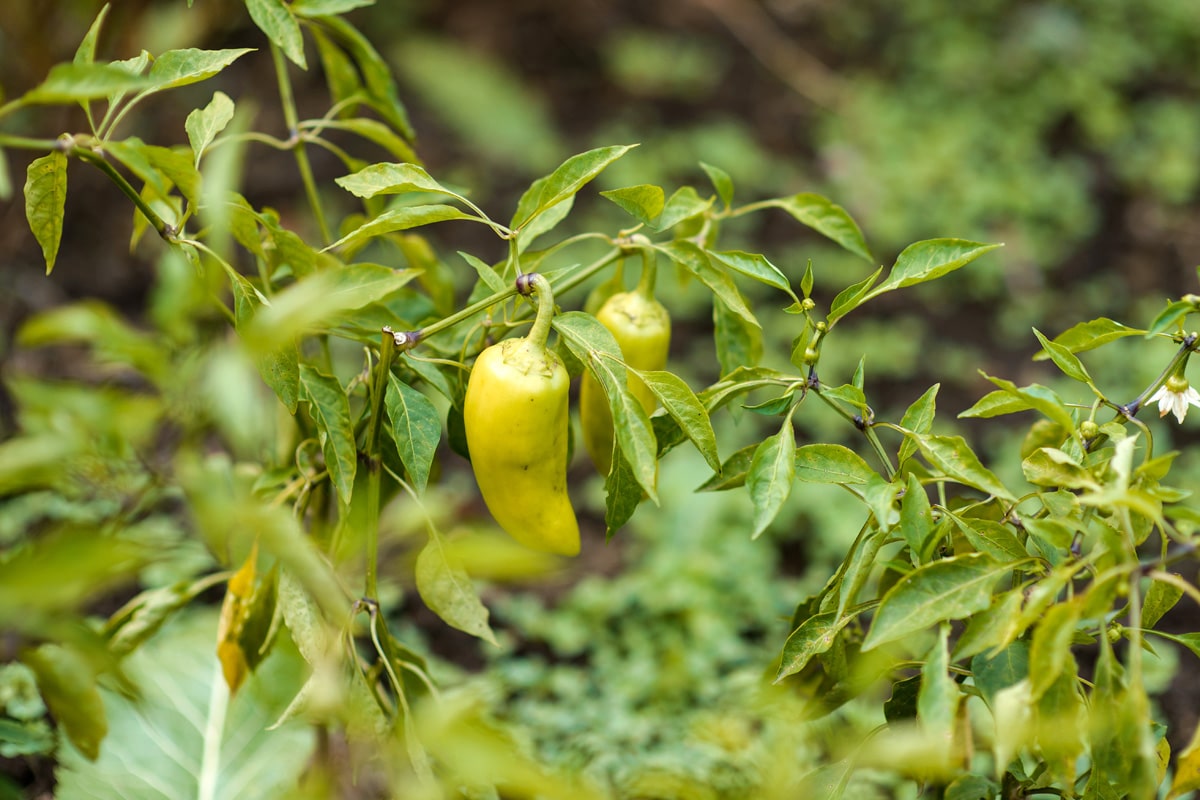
[463,273,580,556]
[579,251,671,475]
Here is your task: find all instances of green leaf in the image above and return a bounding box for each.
[314,117,418,163]
[290,0,375,16]
[980,373,1076,434]
[911,433,1016,502]
[311,26,360,111]
[1142,575,1184,628]
[458,251,507,295]
[24,644,106,761]
[147,48,255,91]
[713,293,763,376]
[696,443,757,492]
[335,161,454,199]
[971,639,1029,707]
[865,239,1002,300]
[415,528,497,645]
[1035,317,1144,357]
[325,204,471,252]
[1029,600,1080,700]
[603,448,644,539]
[708,250,799,303]
[385,374,440,494]
[700,162,734,208]
[653,185,713,231]
[23,151,67,274]
[900,473,934,557]
[185,91,235,166]
[1022,447,1097,490]
[245,0,306,68]
[765,193,872,262]
[633,369,720,471]
[794,443,876,486]
[73,5,111,65]
[775,610,855,682]
[299,365,357,504]
[959,389,1038,419]
[554,312,657,502]
[512,144,635,229]
[828,266,882,325]
[600,184,664,226]
[656,240,758,328]
[918,625,960,739]
[55,611,314,799]
[317,16,414,140]
[228,273,300,413]
[1147,299,1193,339]
[945,512,1028,562]
[1032,328,1094,386]
[863,553,1009,651]
[898,384,938,465]
[747,415,796,539]
[22,63,154,103]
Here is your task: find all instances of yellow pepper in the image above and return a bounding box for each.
[579,257,671,475]
[463,274,580,556]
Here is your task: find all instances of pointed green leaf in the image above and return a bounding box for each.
[959,389,1038,420]
[700,162,733,209]
[246,0,306,68]
[314,117,418,163]
[912,433,1016,502]
[512,144,635,229]
[147,48,255,91]
[335,161,453,199]
[299,365,356,504]
[1142,575,1184,629]
[713,293,763,376]
[1022,447,1097,490]
[24,151,67,274]
[898,384,938,465]
[1147,299,1193,338]
[794,443,876,486]
[554,312,657,502]
[228,272,300,413]
[708,250,799,303]
[900,473,934,557]
[766,192,872,262]
[632,369,719,471]
[1032,328,1093,386]
[863,553,1009,651]
[600,184,664,226]
[73,5,111,65]
[458,251,507,295]
[697,443,757,492]
[656,240,759,328]
[828,266,882,325]
[385,375,440,494]
[945,512,1028,562]
[1036,317,1143,357]
[186,91,235,166]
[291,0,375,16]
[22,63,154,103]
[918,625,960,738]
[775,610,855,682]
[24,644,106,761]
[324,204,471,252]
[1029,600,1080,700]
[317,16,414,140]
[866,239,1002,300]
[653,185,713,231]
[747,416,796,539]
[604,448,644,539]
[981,373,1076,434]
[311,27,361,111]
[415,529,496,645]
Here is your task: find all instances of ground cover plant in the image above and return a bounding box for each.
[2,2,1200,798]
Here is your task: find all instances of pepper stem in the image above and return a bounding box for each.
[518,273,556,350]
[636,248,658,297]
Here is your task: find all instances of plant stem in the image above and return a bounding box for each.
[362,328,397,601]
[636,246,658,297]
[0,134,61,150]
[271,43,331,245]
[70,145,173,240]
[521,273,556,350]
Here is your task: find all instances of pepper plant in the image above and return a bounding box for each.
[2,2,1200,798]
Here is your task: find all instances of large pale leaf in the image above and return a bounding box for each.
[24,151,67,274]
[794,443,877,486]
[510,144,635,229]
[1036,317,1143,358]
[146,48,254,92]
[415,529,497,645]
[55,611,314,800]
[865,239,1002,300]
[765,192,872,262]
[863,553,1009,651]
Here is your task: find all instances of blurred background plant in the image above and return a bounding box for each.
[4,0,1200,797]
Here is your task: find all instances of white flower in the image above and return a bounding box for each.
[1150,376,1200,423]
